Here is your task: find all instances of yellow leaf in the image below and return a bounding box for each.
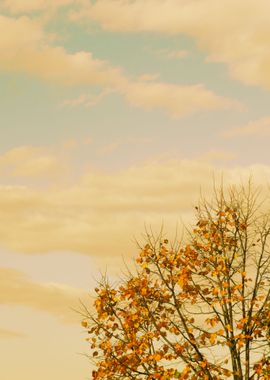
[141,287,147,296]
[200,361,207,368]
[240,317,248,324]
[81,320,88,328]
[210,333,216,345]
[217,329,224,336]
[237,340,244,348]
[153,353,162,361]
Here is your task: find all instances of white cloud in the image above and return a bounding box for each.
[0,15,126,87]
[0,145,66,180]
[0,327,25,339]
[60,88,114,108]
[0,149,269,265]
[1,0,77,14]
[197,149,237,163]
[154,48,189,60]
[0,14,243,119]
[223,116,270,138]
[123,81,243,118]
[98,137,153,155]
[138,73,160,82]
[60,80,240,117]
[0,267,88,323]
[165,50,189,59]
[70,0,270,89]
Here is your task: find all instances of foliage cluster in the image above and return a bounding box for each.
[82,185,270,379]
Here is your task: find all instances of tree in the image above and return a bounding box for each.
[81,184,270,379]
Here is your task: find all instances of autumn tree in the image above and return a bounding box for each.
[81,184,270,379]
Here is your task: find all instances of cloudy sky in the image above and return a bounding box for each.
[1,1,270,379]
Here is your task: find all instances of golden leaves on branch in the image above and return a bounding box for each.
[83,186,270,379]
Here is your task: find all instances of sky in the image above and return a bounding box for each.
[1,1,270,379]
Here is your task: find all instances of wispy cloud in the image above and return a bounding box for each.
[0,327,26,339]
[70,0,270,90]
[98,137,153,155]
[197,149,237,163]
[0,0,76,14]
[0,267,88,323]
[0,148,269,262]
[0,145,67,180]
[222,117,270,138]
[123,81,243,119]
[60,88,114,108]
[0,15,126,87]
[60,80,241,118]
[138,73,160,82]
[152,48,189,60]
[0,14,243,119]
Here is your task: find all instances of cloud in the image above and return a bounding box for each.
[60,81,240,117]
[222,116,270,138]
[0,267,88,323]
[0,327,25,339]
[164,50,189,59]
[197,149,237,163]
[0,150,269,265]
[123,81,243,118]
[138,73,160,82]
[0,15,126,87]
[153,48,189,60]
[1,0,76,14]
[0,14,243,119]
[98,137,152,155]
[60,88,115,108]
[70,0,270,89]
[0,145,66,180]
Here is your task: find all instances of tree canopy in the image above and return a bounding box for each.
[82,184,270,379]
